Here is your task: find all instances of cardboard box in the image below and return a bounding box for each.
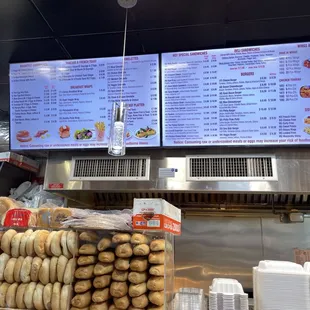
[133,198,181,235]
[0,152,39,173]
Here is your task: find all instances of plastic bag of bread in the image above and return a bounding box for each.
[92,288,111,303]
[132,294,149,308]
[129,283,147,298]
[37,207,51,228]
[148,291,164,306]
[147,276,164,291]
[113,295,130,310]
[128,272,148,284]
[72,291,92,308]
[50,207,72,228]
[2,208,37,227]
[130,257,149,272]
[110,281,128,298]
[0,197,20,215]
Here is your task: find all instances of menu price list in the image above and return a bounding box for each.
[162,42,310,146]
[10,54,160,150]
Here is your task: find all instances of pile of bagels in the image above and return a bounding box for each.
[0,228,79,310]
[72,232,166,310]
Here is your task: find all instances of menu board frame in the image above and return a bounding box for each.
[161,41,310,148]
[9,53,162,151]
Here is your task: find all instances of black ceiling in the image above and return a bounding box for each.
[0,0,310,114]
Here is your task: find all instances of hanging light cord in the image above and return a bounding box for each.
[120,8,128,104]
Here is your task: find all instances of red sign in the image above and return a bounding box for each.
[48,183,64,189]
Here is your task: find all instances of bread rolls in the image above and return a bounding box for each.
[75,280,92,293]
[78,256,97,266]
[132,294,149,308]
[131,233,150,245]
[31,257,43,282]
[24,282,37,309]
[60,284,73,310]
[20,229,33,257]
[50,256,58,283]
[97,237,112,252]
[34,230,50,258]
[43,283,53,310]
[26,230,39,256]
[79,244,98,255]
[51,231,63,257]
[148,252,165,264]
[39,258,51,285]
[130,257,148,272]
[33,283,45,310]
[75,265,94,279]
[6,282,18,308]
[71,291,92,308]
[148,291,164,306]
[16,283,27,309]
[11,232,23,257]
[112,270,128,282]
[133,244,150,256]
[57,255,68,283]
[147,276,164,291]
[149,265,164,276]
[98,251,115,263]
[146,305,163,310]
[115,243,132,258]
[114,258,130,271]
[67,231,79,256]
[52,282,61,310]
[93,275,111,289]
[92,287,110,303]
[61,231,73,259]
[21,256,33,283]
[110,281,128,298]
[128,271,148,284]
[129,283,147,297]
[0,282,10,307]
[64,257,77,284]
[45,231,57,256]
[94,262,114,276]
[113,295,130,310]
[112,233,131,244]
[0,253,10,281]
[1,229,17,254]
[80,231,99,242]
[14,256,25,282]
[4,257,17,283]
[90,302,109,310]
[150,240,165,252]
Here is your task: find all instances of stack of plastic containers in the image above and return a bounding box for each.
[254,260,310,310]
[209,278,249,310]
[174,287,207,310]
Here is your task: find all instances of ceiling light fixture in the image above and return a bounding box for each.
[108,0,137,156]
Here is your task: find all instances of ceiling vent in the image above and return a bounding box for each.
[186,155,278,181]
[70,156,150,181]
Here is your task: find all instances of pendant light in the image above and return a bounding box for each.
[108,0,137,156]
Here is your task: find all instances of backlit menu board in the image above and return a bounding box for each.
[162,42,310,146]
[10,54,160,150]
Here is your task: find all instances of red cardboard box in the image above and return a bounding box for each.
[133,198,181,235]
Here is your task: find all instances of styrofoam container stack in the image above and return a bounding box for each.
[254,260,310,310]
[209,278,249,310]
[174,287,206,310]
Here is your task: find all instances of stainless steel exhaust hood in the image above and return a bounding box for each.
[44,148,310,208]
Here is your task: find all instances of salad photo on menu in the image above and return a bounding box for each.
[74,128,94,140]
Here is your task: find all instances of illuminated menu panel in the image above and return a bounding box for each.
[162,42,310,146]
[10,54,160,150]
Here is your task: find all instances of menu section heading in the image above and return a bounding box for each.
[10,54,160,150]
[162,42,310,146]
